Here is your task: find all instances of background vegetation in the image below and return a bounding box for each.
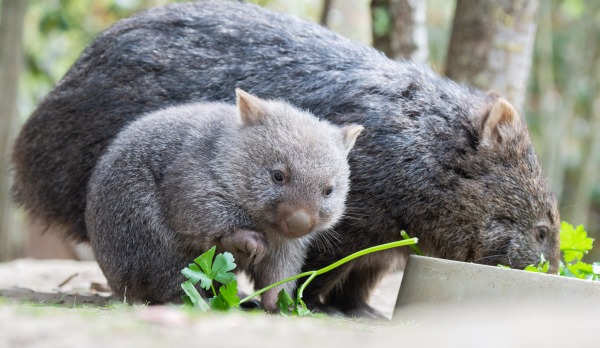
[1,0,598,260]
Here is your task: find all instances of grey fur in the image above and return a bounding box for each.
[85,91,362,310]
[11,1,559,317]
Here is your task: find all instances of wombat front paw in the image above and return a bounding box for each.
[221,229,268,265]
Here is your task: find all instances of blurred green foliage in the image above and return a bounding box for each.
[371,6,391,37]
[526,0,600,259]
[19,0,283,117]
[20,0,188,118]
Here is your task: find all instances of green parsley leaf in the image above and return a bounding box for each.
[181,246,237,293]
[560,222,594,263]
[211,252,237,286]
[275,290,313,317]
[181,246,217,290]
[523,264,542,272]
[181,280,210,311]
[195,245,217,275]
[295,298,312,316]
[567,261,594,280]
[182,263,213,291]
[276,289,294,316]
[521,254,550,273]
[209,280,240,310]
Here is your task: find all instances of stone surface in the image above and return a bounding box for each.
[395,255,600,314]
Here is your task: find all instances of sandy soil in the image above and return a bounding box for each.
[0,258,404,348]
[0,258,402,316]
[2,259,600,348]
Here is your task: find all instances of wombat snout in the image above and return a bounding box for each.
[278,206,317,238]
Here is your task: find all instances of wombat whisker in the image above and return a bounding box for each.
[558,202,577,210]
[340,210,369,221]
[314,233,334,255]
[318,229,341,254]
[340,214,367,222]
[311,236,325,253]
[342,207,369,216]
[343,206,367,212]
[322,232,339,254]
[325,229,342,244]
[473,254,505,262]
[341,210,368,216]
[323,237,336,255]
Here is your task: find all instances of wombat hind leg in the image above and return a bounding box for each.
[341,303,386,320]
[298,264,380,318]
[303,294,385,319]
[301,299,346,317]
[319,265,388,319]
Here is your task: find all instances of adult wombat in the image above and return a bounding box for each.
[11,1,560,317]
[86,89,363,310]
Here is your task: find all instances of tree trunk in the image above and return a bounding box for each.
[445,0,538,110]
[320,0,333,27]
[23,221,79,260]
[536,0,568,202]
[371,0,428,63]
[327,0,371,45]
[572,100,600,227]
[570,1,600,228]
[0,0,29,261]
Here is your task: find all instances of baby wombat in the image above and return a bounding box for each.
[85,89,363,310]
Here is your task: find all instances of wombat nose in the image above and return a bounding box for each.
[285,210,315,237]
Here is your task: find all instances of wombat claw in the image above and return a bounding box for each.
[221,229,269,265]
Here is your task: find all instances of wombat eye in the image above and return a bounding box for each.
[323,186,334,197]
[270,170,285,184]
[535,226,548,243]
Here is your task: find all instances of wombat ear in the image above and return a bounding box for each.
[341,124,364,153]
[479,97,524,145]
[236,88,266,125]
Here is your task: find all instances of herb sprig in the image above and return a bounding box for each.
[181,233,419,315]
[557,222,599,280]
[504,221,599,281]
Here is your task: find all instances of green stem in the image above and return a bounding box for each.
[296,271,318,301]
[239,270,314,304]
[240,238,417,304]
[210,283,217,297]
[401,230,423,255]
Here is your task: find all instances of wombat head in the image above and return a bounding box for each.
[427,96,560,271]
[221,89,363,241]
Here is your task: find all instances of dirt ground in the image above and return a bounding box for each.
[0,258,404,348]
[2,259,599,348]
[0,258,402,315]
